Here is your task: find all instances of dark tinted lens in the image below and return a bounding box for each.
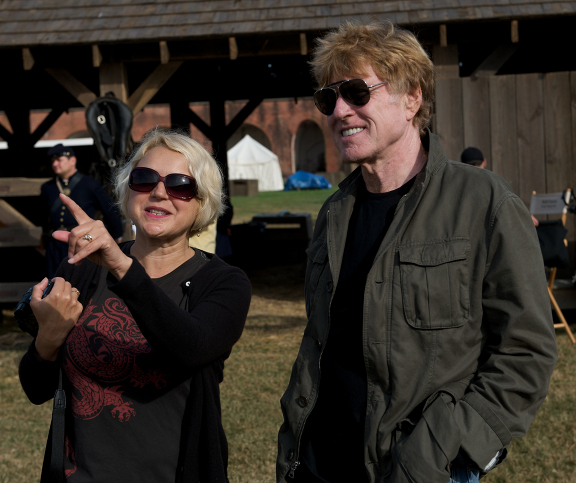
[165,175,197,199]
[340,79,370,106]
[130,168,159,192]
[314,88,338,115]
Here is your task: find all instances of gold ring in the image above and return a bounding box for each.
[71,289,80,296]
[82,234,93,242]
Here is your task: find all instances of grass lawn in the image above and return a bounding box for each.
[2,299,576,482]
[230,187,338,224]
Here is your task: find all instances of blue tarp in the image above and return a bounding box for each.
[284,171,332,191]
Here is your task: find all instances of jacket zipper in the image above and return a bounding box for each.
[288,460,300,478]
[288,209,333,480]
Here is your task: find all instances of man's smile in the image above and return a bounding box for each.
[342,127,365,137]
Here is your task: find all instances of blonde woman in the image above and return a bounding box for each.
[20,129,251,483]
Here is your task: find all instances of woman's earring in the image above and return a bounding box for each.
[197,228,202,237]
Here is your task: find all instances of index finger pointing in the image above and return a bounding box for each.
[59,193,94,224]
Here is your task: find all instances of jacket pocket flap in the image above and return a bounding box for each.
[399,239,470,266]
[306,238,328,263]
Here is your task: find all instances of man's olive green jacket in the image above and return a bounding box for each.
[277,132,558,483]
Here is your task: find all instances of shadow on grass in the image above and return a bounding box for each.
[0,311,32,351]
[244,315,307,331]
[242,261,306,301]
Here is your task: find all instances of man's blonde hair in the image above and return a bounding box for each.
[114,128,224,236]
[310,20,435,134]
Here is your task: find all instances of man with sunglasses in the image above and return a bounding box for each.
[41,144,123,278]
[277,20,557,483]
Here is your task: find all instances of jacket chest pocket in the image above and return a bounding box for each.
[398,238,470,329]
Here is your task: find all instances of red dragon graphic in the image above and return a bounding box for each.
[63,297,167,422]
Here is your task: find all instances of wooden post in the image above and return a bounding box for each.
[462,76,491,168]
[92,45,102,68]
[433,45,459,80]
[439,24,448,47]
[99,62,128,102]
[511,20,519,43]
[22,48,34,70]
[170,101,193,135]
[433,45,463,160]
[209,98,230,197]
[159,41,170,64]
[300,33,308,56]
[229,37,238,60]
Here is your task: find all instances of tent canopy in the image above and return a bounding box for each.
[227,135,284,191]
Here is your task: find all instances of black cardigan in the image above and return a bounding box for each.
[19,247,251,483]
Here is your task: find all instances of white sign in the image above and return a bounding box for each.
[530,192,566,215]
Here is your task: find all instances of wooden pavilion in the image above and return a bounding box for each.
[1,0,575,299]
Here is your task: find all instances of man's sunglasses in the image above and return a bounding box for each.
[313,78,388,116]
[129,167,198,200]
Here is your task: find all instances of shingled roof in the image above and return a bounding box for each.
[1,0,575,48]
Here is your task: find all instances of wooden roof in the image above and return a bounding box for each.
[1,0,575,49]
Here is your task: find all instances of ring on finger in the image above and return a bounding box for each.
[82,233,93,243]
[71,289,80,296]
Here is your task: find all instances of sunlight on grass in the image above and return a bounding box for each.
[231,187,338,224]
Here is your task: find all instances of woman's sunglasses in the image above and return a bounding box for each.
[129,167,198,200]
[313,78,388,116]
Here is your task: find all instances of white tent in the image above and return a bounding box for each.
[227,135,284,191]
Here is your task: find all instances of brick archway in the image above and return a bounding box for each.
[295,120,325,173]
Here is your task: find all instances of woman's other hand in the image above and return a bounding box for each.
[52,193,133,280]
[31,277,83,361]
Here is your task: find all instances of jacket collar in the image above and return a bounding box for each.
[336,129,446,195]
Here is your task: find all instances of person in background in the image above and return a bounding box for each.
[40,144,123,278]
[460,146,487,169]
[460,146,539,226]
[277,20,557,483]
[21,130,251,482]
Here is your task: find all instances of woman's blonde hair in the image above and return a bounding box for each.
[310,20,435,134]
[114,128,224,236]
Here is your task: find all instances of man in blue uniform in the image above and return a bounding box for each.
[41,144,123,277]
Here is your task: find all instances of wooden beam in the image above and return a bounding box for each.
[300,33,308,56]
[0,226,42,247]
[127,61,183,114]
[186,107,212,139]
[3,106,31,148]
[0,122,14,143]
[440,24,448,47]
[22,48,34,70]
[92,45,102,68]
[99,62,128,102]
[45,68,98,107]
[0,199,36,227]
[511,20,519,43]
[225,98,264,139]
[159,41,170,64]
[229,37,238,60]
[29,106,67,146]
[0,177,50,197]
[471,45,519,78]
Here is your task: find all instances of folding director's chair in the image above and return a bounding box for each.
[530,189,576,345]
